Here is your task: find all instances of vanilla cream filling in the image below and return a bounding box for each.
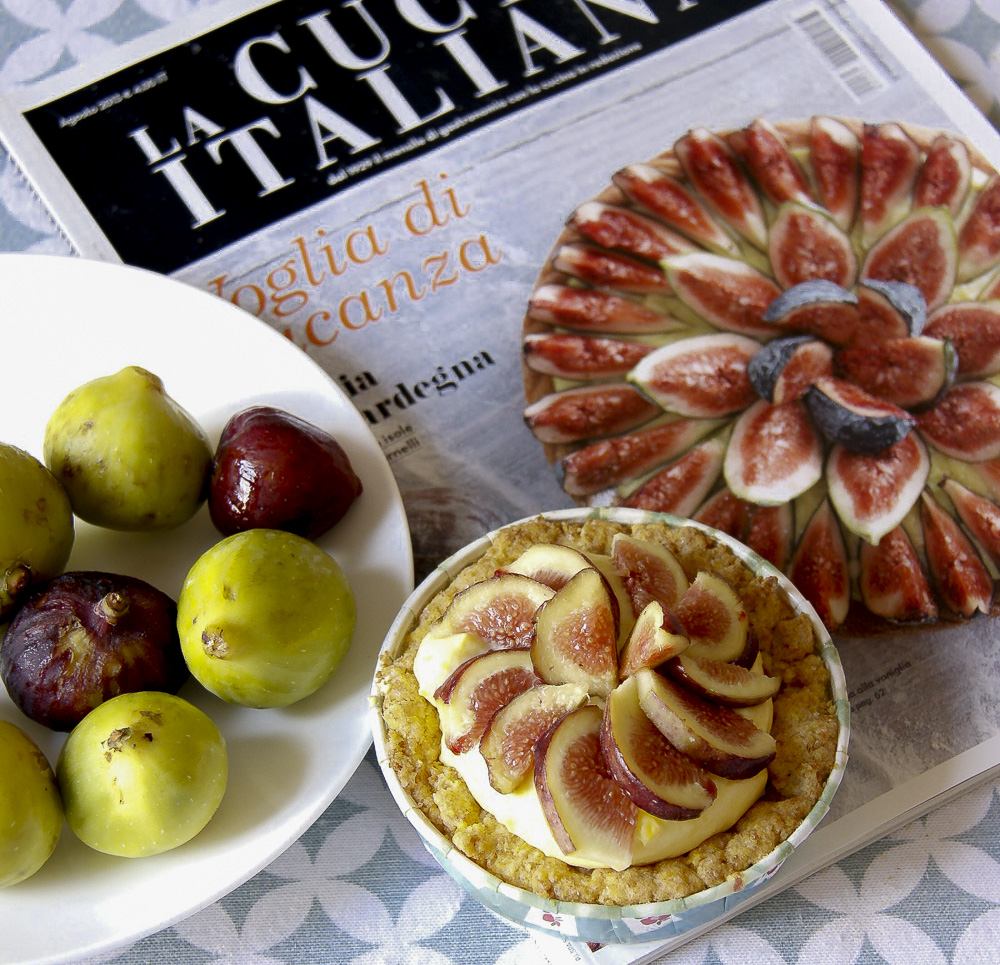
[414,628,772,872]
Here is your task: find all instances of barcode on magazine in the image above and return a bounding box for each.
[794,6,883,98]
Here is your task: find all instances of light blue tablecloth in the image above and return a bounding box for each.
[3,2,1000,964]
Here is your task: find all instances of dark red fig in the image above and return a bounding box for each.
[914,134,972,215]
[941,477,1000,569]
[210,405,362,539]
[834,336,957,409]
[805,376,915,455]
[916,383,1000,461]
[857,279,927,340]
[859,122,921,246]
[763,279,861,346]
[731,118,815,208]
[957,175,1000,283]
[745,502,794,573]
[692,487,754,541]
[0,571,186,731]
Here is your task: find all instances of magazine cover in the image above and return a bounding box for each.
[5,0,1000,960]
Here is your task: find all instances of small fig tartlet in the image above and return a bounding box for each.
[374,511,845,917]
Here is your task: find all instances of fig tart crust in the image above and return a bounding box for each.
[376,516,839,906]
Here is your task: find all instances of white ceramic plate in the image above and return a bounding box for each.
[0,255,413,965]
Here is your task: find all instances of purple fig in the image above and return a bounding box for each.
[0,572,187,731]
[209,406,363,539]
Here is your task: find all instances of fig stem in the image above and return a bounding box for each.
[97,591,130,625]
[202,629,228,658]
[2,562,31,606]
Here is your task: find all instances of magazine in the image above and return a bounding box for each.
[3,0,1000,961]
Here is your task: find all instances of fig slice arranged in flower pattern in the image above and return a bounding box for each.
[635,668,777,780]
[664,652,780,707]
[601,674,717,820]
[531,567,619,699]
[434,649,540,754]
[522,117,1000,631]
[430,574,554,650]
[534,704,638,870]
[480,682,589,793]
[673,570,754,665]
[618,601,689,678]
[941,477,1000,568]
[611,533,689,615]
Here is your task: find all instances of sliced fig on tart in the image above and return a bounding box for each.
[921,491,994,618]
[745,502,795,572]
[675,127,767,249]
[859,121,921,247]
[731,117,815,208]
[611,533,690,616]
[941,477,1000,569]
[523,332,654,381]
[527,283,681,334]
[431,574,555,650]
[856,278,927,339]
[621,436,725,516]
[434,649,541,754]
[763,279,861,346]
[612,163,738,255]
[957,175,1000,283]
[914,134,972,215]
[480,682,589,793]
[724,399,823,506]
[826,433,930,544]
[497,542,599,592]
[810,115,860,233]
[692,487,754,541]
[858,526,938,624]
[553,242,672,295]
[664,253,780,338]
[531,567,619,698]
[629,333,759,418]
[664,653,780,707]
[768,202,857,290]
[861,207,957,312]
[568,201,697,262]
[924,302,1000,379]
[805,376,915,454]
[635,668,776,780]
[534,704,638,870]
[618,601,689,678]
[557,416,722,497]
[601,674,716,819]
[672,570,753,665]
[788,498,850,629]
[747,336,834,405]
[833,335,957,409]
[524,382,659,445]
[916,382,1000,461]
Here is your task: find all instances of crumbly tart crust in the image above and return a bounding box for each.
[375,516,839,905]
[521,118,1000,634]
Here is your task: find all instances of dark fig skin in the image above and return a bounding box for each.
[209,406,363,539]
[0,571,187,731]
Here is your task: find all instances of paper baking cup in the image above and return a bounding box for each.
[370,507,850,944]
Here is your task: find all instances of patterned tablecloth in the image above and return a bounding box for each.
[3,2,1000,964]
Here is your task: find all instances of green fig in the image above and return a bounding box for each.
[0,443,74,620]
[43,366,211,531]
[0,720,62,886]
[177,529,355,708]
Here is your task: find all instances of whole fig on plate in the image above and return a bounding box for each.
[1,571,187,730]
[0,443,74,620]
[208,406,362,539]
[177,529,355,707]
[57,691,226,857]
[0,720,62,887]
[43,365,211,530]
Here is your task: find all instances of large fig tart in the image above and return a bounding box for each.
[521,118,1000,633]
